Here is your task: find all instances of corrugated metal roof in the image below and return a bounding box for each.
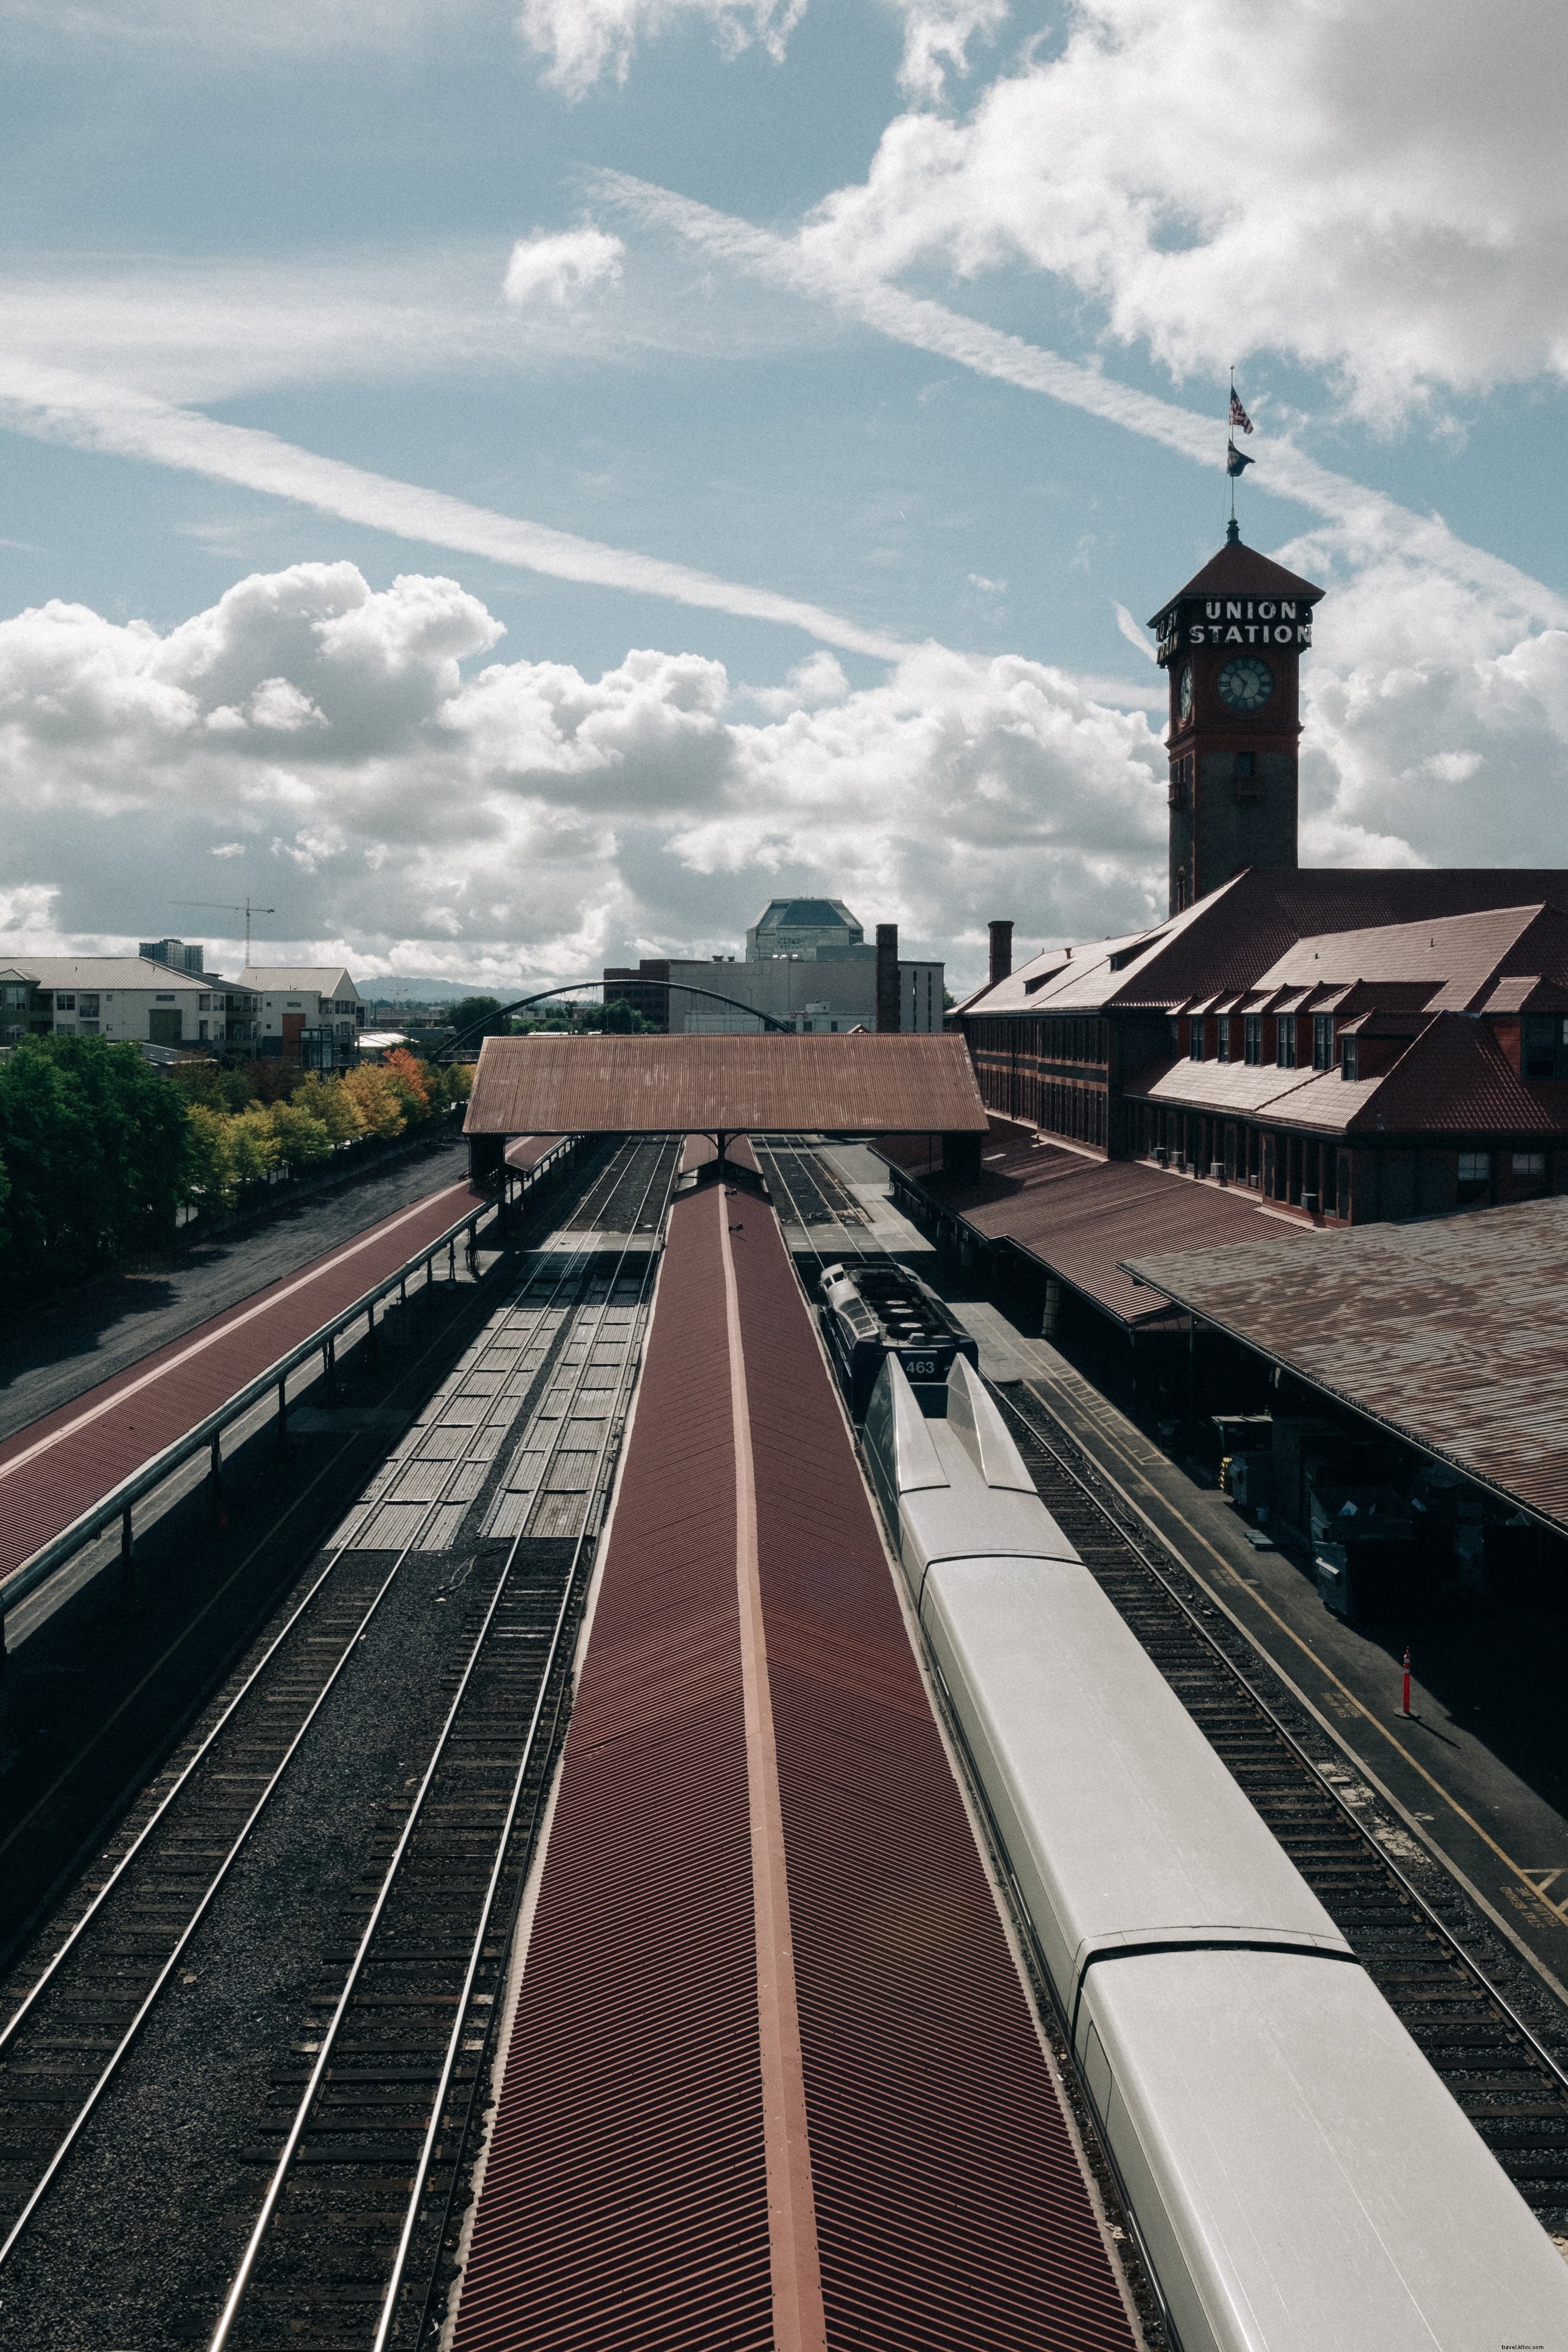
[454,1173,1134,2350]
[1123,1197,1568,1529]
[0,1178,485,1579]
[464,1033,988,1137]
[885,1117,1307,1324]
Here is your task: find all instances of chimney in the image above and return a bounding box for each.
[875,923,901,1033]
[988,919,1014,989]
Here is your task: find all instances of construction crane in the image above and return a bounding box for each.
[172,897,277,965]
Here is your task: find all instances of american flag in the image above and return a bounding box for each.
[1229,387,1254,434]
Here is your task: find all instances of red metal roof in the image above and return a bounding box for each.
[464,1034,988,1139]
[1123,1196,1568,1529]
[452,1173,1136,2349]
[882,1117,1310,1323]
[503,1132,566,1171]
[0,1177,487,1582]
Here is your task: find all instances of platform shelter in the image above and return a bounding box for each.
[462,1031,989,1181]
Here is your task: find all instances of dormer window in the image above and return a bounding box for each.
[1244,1015,1262,1065]
[1277,1016,1297,1068]
[1189,1020,1203,1061]
[1313,1014,1334,1070]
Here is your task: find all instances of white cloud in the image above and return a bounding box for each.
[0,561,1172,981]
[0,361,914,662]
[8,552,1568,988]
[515,0,804,95]
[794,0,1568,419]
[503,228,626,307]
[884,0,1009,99]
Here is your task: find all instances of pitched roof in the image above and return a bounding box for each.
[963,870,1568,1021]
[1344,1012,1568,1137]
[16,956,209,990]
[1122,1197,1568,1530]
[1148,534,1325,626]
[240,966,360,997]
[464,1031,989,1136]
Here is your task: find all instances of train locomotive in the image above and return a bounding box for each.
[864,1347,1568,2352]
[818,1259,978,1418]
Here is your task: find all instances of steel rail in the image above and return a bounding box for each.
[0,1157,569,1628]
[0,1162,607,2273]
[761,1136,1568,2117]
[205,1136,679,2351]
[992,1382,1568,2104]
[382,1147,678,2352]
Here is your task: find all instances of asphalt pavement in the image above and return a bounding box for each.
[0,1133,467,1442]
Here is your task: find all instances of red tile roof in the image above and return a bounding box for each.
[1344,1014,1568,1137]
[965,870,1568,1021]
[1148,535,1325,623]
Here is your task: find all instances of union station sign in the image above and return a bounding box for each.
[1156,598,1313,666]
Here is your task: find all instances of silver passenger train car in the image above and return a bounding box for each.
[865,1351,1568,2352]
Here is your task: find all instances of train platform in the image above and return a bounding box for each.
[449,1171,1140,2350]
[0,1176,492,1591]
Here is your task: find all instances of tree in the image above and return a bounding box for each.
[184,1101,238,1211]
[228,1105,280,1187]
[0,1036,189,1291]
[267,1100,334,1175]
[341,1063,407,1140]
[295,1073,366,1148]
[446,995,510,1041]
[577,997,653,1034]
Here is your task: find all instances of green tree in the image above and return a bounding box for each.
[266,1100,334,1175]
[0,1035,189,1291]
[295,1073,366,1147]
[446,995,510,1042]
[184,1101,238,1212]
[576,998,653,1034]
[228,1104,281,1187]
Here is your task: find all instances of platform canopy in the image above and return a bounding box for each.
[463,1031,988,1138]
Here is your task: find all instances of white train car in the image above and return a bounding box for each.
[865,1351,1568,2352]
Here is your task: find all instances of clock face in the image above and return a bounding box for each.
[1218,656,1273,713]
[1178,663,1193,722]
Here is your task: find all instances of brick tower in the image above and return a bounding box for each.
[1148,522,1325,916]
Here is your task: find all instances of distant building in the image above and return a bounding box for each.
[2,957,233,1050]
[240,966,365,1065]
[139,936,209,976]
[607,943,943,1035]
[745,898,865,963]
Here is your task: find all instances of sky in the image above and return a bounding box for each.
[4,0,1568,995]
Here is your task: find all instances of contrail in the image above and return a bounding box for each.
[602,171,1568,630]
[0,360,920,663]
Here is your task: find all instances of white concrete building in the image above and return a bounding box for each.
[4,957,231,1049]
[240,967,365,1063]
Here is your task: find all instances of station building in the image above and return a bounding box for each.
[955,528,1568,1225]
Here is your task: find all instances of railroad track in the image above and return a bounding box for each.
[0,1138,679,2350]
[757,1135,1568,2238]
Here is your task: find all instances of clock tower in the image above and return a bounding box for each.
[1148,521,1325,917]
